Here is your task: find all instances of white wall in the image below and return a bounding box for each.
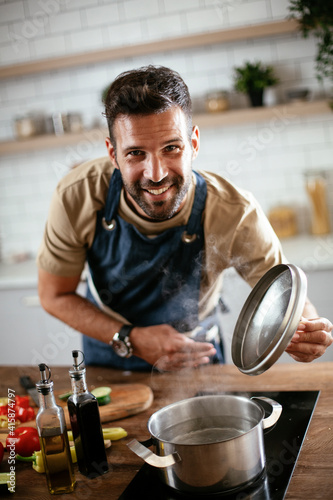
[0,0,332,262]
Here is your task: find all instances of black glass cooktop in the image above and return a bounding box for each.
[119,391,319,500]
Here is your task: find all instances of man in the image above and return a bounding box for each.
[37,65,332,371]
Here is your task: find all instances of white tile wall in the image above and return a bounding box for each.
[0,0,332,262]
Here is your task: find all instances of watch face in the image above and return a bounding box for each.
[112,340,129,357]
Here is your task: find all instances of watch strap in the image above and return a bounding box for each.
[117,324,134,341]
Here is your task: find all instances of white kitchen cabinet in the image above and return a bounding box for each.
[220,267,333,364]
[0,287,81,366]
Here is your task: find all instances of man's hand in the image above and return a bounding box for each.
[286,317,333,362]
[130,324,217,371]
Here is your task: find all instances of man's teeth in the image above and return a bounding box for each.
[147,186,169,195]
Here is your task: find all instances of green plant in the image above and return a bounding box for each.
[289,1,333,83]
[233,61,279,93]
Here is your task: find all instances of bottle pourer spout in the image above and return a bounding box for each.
[38,363,51,383]
[71,350,85,370]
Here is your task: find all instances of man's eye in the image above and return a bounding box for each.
[128,150,143,156]
[165,145,179,152]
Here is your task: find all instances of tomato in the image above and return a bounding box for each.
[0,442,3,463]
[6,427,40,457]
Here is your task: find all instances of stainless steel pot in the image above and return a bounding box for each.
[128,394,282,494]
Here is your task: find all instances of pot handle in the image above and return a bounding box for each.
[127,438,181,468]
[251,396,282,429]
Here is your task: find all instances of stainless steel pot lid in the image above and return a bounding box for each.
[231,264,307,376]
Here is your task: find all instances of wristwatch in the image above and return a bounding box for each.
[111,324,134,358]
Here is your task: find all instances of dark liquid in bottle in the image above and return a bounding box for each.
[68,393,108,477]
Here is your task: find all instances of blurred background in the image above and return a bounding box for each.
[0,0,332,365]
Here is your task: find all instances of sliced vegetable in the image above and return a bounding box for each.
[0,416,20,429]
[102,427,127,441]
[15,396,30,409]
[91,387,112,406]
[16,451,45,473]
[0,406,7,416]
[67,426,127,442]
[6,427,40,457]
[0,472,14,494]
[58,391,72,401]
[67,427,127,444]
[16,445,77,474]
[0,396,34,423]
[16,406,35,423]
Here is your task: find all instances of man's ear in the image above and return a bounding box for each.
[105,137,118,168]
[191,125,200,160]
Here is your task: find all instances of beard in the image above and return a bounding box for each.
[121,171,192,221]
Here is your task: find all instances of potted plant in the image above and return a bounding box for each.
[289,1,333,108]
[233,61,279,107]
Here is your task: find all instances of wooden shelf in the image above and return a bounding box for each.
[0,19,299,80]
[194,99,332,128]
[0,100,330,156]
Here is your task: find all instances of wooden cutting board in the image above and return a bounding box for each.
[56,383,154,426]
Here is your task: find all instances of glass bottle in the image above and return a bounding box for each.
[67,350,109,477]
[35,363,76,495]
[305,170,331,235]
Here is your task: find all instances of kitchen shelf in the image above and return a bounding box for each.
[0,19,299,80]
[0,100,330,156]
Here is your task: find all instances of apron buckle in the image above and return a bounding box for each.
[182,231,197,244]
[102,217,116,231]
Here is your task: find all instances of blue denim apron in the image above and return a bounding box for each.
[83,168,223,370]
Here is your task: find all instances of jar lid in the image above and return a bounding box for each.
[231,264,307,375]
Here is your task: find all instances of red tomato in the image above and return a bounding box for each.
[6,427,40,457]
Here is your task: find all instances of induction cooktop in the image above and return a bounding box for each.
[119,390,320,500]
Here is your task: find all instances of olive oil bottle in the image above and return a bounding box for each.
[35,363,76,494]
[67,350,109,477]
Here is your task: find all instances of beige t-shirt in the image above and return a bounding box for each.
[37,156,285,320]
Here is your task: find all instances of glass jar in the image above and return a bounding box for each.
[205,91,229,113]
[305,171,331,235]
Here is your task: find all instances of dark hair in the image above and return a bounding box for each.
[103,65,192,146]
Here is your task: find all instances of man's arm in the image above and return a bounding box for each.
[38,268,216,371]
[286,297,333,362]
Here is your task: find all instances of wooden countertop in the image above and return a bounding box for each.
[1,363,332,499]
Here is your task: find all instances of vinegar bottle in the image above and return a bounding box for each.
[67,350,109,477]
[35,363,76,495]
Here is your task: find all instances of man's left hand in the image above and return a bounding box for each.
[286,317,333,362]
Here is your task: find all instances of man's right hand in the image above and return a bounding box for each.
[130,324,217,371]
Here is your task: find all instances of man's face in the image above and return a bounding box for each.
[105,106,200,221]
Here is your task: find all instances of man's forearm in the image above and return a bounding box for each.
[42,291,123,345]
[302,297,319,319]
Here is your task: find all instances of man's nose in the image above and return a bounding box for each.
[143,156,168,183]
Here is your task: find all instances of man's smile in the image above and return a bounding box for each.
[146,186,171,195]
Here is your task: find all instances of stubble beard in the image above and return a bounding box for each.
[121,172,192,221]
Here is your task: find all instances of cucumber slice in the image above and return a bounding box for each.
[0,472,14,494]
[91,387,112,406]
[58,391,72,401]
